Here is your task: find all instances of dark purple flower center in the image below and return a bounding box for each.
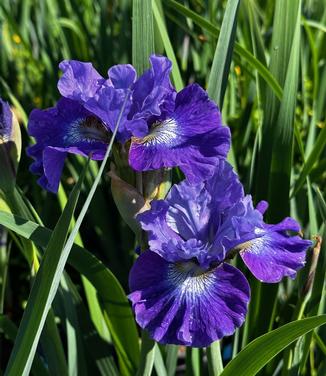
[168,261,214,293]
[134,118,178,146]
[64,116,110,145]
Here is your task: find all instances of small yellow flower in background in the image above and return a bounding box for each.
[12,34,21,44]
[234,65,241,76]
[33,96,42,106]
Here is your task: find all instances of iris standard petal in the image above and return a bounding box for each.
[137,200,182,253]
[129,55,175,120]
[129,251,250,347]
[85,85,147,143]
[129,83,230,183]
[138,160,245,266]
[108,64,137,89]
[58,60,105,102]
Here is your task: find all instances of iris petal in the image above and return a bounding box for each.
[129,251,250,347]
[129,83,230,183]
[27,98,109,192]
[239,229,312,283]
[58,60,105,102]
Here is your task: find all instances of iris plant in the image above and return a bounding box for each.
[26,55,312,347]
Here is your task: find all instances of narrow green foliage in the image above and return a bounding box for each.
[0,210,139,375]
[132,0,155,74]
[0,315,49,376]
[221,316,326,376]
[268,0,301,220]
[166,345,179,376]
[207,0,240,108]
[136,331,156,376]
[207,341,223,376]
[153,0,183,91]
[164,0,283,99]
[4,161,88,376]
[292,126,326,197]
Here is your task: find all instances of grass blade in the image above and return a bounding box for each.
[153,0,183,91]
[0,315,49,376]
[207,0,240,108]
[4,160,88,376]
[220,315,326,376]
[268,0,301,220]
[0,209,139,375]
[132,0,154,74]
[291,126,326,197]
[5,88,130,376]
[207,341,223,376]
[164,0,282,99]
[166,345,178,376]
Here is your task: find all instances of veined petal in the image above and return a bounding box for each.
[129,251,250,347]
[85,85,147,143]
[27,98,110,192]
[165,181,211,241]
[129,55,175,120]
[108,64,137,89]
[129,84,230,183]
[138,160,245,266]
[42,146,67,193]
[58,60,105,102]
[137,200,181,253]
[239,226,312,283]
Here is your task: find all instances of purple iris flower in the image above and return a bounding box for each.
[27,60,144,193]
[129,160,312,347]
[27,98,111,193]
[128,55,231,184]
[58,60,148,143]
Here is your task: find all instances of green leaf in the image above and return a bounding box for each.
[0,210,139,376]
[132,0,155,74]
[207,0,240,108]
[0,315,49,376]
[136,331,156,376]
[5,160,89,376]
[5,87,130,376]
[207,341,223,376]
[166,345,178,376]
[153,344,168,376]
[164,0,282,99]
[314,185,326,223]
[247,0,302,342]
[268,0,301,220]
[152,0,183,91]
[291,126,326,197]
[220,315,326,376]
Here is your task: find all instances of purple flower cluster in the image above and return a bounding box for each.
[27,55,229,192]
[129,161,311,346]
[27,55,312,347]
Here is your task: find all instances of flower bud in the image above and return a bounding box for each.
[109,164,149,236]
[142,169,172,201]
[0,99,21,192]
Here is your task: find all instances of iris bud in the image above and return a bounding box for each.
[109,164,149,236]
[0,99,21,192]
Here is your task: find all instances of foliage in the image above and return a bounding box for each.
[0,0,325,375]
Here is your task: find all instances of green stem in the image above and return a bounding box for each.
[207,341,223,376]
[137,331,156,376]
